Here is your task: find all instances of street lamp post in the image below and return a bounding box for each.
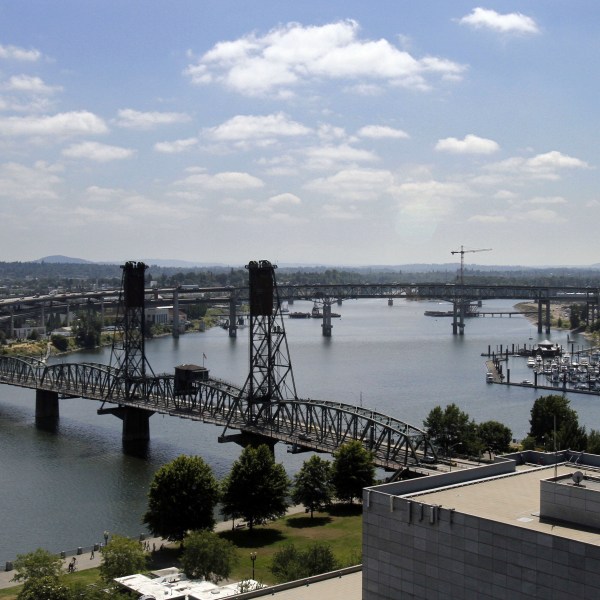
[250,552,257,580]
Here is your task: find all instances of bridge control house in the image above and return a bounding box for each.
[362,451,600,599]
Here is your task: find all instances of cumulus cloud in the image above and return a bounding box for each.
[267,192,301,206]
[486,150,589,180]
[154,138,198,153]
[185,20,465,96]
[528,195,567,205]
[0,111,107,137]
[62,141,135,162]
[3,75,62,94]
[459,7,540,35]
[305,168,393,201]
[0,44,42,61]
[175,169,265,192]
[435,134,499,154]
[357,125,409,139]
[115,108,191,129]
[206,112,311,142]
[0,161,62,201]
[468,214,508,223]
[304,144,378,170]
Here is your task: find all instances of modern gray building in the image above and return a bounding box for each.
[363,451,600,599]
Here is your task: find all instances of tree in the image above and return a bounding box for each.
[221,444,290,530]
[478,421,512,457]
[12,548,63,583]
[587,429,600,454]
[292,456,333,517]
[144,455,220,541]
[423,403,479,456]
[270,543,337,583]
[17,576,70,600]
[529,394,586,450]
[72,310,102,348]
[51,334,69,352]
[99,534,147,582]
[331,440,375,503]
[180,530,238,583]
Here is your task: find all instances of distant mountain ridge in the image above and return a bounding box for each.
[35,255,95,264]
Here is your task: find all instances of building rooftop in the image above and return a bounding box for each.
[407,463,600,545]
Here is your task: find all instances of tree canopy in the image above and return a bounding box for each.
[221,444,290,530]
[291,455,333,517]
[477,420,513,457]
[180,530,238,583]
[144,455,220,541]
[529,394,587,451]
[423,403,480,457]
[12,548,63,583]
[99,535,147,583]
[270,543,337,583]
[330,440,375,503]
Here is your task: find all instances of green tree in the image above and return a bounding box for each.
[291,455,333,517]
[587,429,600,454]
[423,403,479,457]
[529,394,586,450]
[331,440,375,503]
[17,576,70,600]
[99,535,147,582]
[478,421,512,457]
[270,543,337,583]
[51,334,69,352]
[180,530,238,583]
[144,455,220,541]
[12,548,63,583]
[72,311,102,348]
[221,444,290,530]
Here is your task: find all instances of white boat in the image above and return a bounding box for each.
[527,357,536,368]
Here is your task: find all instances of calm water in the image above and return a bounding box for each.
[0,298,596,562]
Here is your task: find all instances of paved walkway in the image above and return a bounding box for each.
[0,508,304,590]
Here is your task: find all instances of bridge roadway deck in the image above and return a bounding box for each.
[0,356,436,471]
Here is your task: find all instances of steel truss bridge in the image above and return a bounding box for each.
[0,354,435,471]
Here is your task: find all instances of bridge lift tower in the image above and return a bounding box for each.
[100,261,156,441]
[220,260,297,449]
[450,246,492,335]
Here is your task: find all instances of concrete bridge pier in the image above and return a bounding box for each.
[172,289,180,338]
[228,294,237,338]
[388,298,393,306]
[321,303,332,337]
[452,301,465,335]
[35,389,59,420]
[546,300,551,334]
[98,406,153,441]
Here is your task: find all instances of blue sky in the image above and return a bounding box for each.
[0,1,598,266]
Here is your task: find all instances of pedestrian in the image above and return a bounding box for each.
[152,543,156,552]
[90,547,95,559]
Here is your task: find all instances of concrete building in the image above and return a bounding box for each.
[363,451,600,599]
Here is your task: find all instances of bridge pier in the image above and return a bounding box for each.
[35,389,59,420]
[98,406,153,442]
[228,295,237,338]
[388,298,393,306]
[321,303,332,337]
[172,289,180,338]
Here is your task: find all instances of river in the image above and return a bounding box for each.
[0,298,596,563]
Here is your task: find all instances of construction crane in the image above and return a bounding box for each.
[451,246,492,285]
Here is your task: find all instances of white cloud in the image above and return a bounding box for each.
[116,108,191,129]
[528,195,567,205]
[0,111,107,136]
[358,125,409,139]
[154,138,198,153]
[468,214,508,223]
[207,113,311,142]
[322,203,362,220]
[3,75,62,94]
[305,168,393,201]
[304,144,378,170]
[0,44,42,61]
[435,134,499,154]
[185,20,465,96]
[0,161,62,201]
[175,169,265,192]
[267,193,301,206]
[62,141,135,162]
[487,150,589,180]
[459,7,540,35]
[516,208,564,223]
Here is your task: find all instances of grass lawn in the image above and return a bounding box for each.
[0,505,362,596]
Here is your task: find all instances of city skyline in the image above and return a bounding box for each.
[1,2,598,266]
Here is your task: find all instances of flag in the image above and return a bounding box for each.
[203,353,207,360]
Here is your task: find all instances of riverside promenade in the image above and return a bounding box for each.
[0,508,305,591]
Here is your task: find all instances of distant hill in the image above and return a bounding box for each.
[36,255,95,264]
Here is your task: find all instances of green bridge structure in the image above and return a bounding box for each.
[0,261,437,474]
